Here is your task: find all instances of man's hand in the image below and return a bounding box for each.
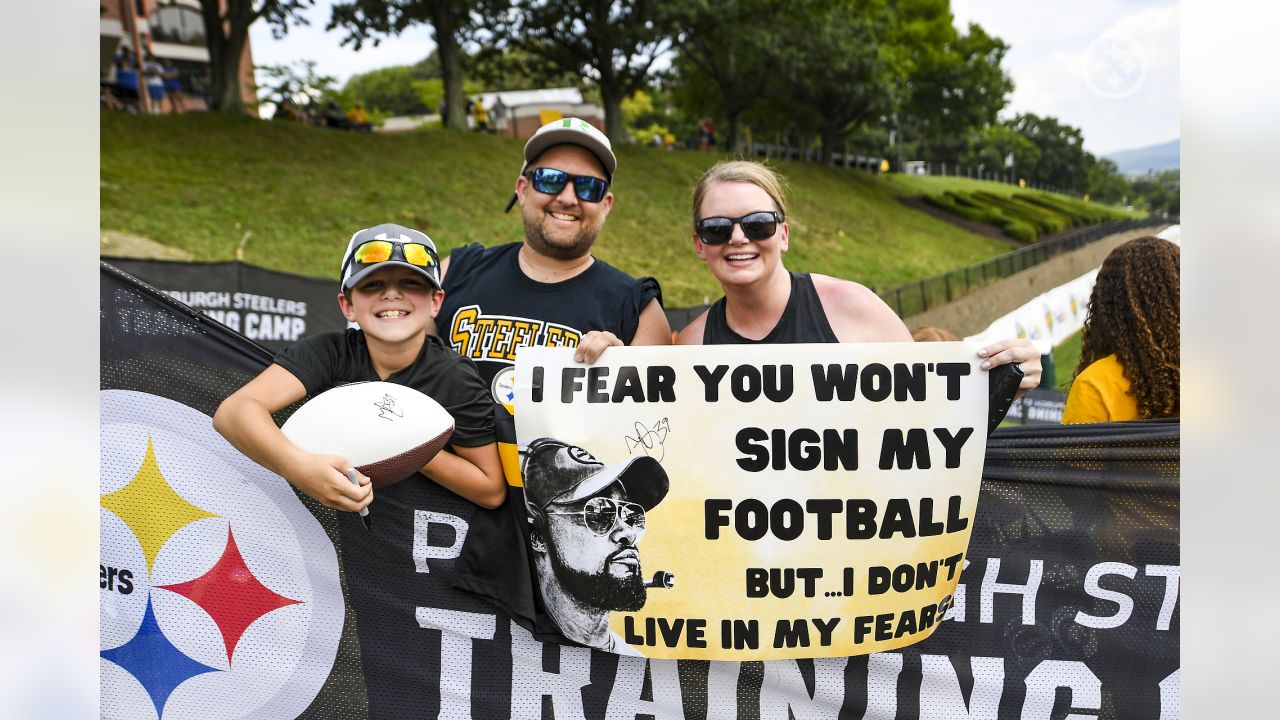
[282,451,373,512]
[977,338,1044,398]
[573,330,623,364]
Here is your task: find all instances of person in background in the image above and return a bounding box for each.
[346,102,374,132]
[162,57,184,114]
[274,96,301,122]
[698,117,717,152]
[161,57,184,113]
[113,45,139,111]
[323,100,349,129]
[101,85,126,112]
[1062,236,1179,423]
[675,160,1042,395]
[912,326,958,342]
[142,54,165,114]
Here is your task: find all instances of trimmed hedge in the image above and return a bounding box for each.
[924,188,1131,243]
[972,192,1070,235]
[1014,193,1127,225]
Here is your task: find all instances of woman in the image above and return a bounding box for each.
[1062,236,1179,423]
[675,160,1041,393]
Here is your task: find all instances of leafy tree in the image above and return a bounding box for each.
[328,1,497,130]
[198,0,313,114]
[412,76,486,117]
[962,124,1039,180]
[667,0,782,153]
[257,59,341,113]
[496,0,681,142]
[774,0,906,165]
[901,19,1013,162]
[343,64,433,115]
[1006,113,1087,191]
[337,49,486,117]
[467,45,586,92]
[1082,155,1131,205]
[1131,169,1179,215]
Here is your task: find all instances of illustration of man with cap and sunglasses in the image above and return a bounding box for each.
[521,438,669,654]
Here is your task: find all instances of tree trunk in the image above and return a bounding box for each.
[200,0,250,115]
[216,35,248,114]
[820,123,840,166]
[725,111,741,156]
[431,3,467,130]
[599,82,625,145]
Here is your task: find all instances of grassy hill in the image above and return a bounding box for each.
[103,113,1099,307]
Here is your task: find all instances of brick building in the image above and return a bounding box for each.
[100,0,256,112]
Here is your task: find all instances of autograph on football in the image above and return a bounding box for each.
[374,394,404,421]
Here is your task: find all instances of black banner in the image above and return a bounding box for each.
[1006,387,1069,425]
[104,257,348,351]
[100,262,1178,719]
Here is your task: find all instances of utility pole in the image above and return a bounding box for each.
[122,0,152,114]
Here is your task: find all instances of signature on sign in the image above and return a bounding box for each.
[625,418,671,461]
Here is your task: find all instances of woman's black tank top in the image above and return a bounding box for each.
[702,272,839,344]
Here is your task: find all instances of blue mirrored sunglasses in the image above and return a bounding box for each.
[525,167,610,203]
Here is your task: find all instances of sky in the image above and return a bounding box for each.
[250,0,1179,156]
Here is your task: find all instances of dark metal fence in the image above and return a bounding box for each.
[878,216,1174,318]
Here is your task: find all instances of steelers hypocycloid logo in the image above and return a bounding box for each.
[491,366,518,414]
[101,391,344,720]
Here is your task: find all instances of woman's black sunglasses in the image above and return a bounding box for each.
[695,211,784,245]
[524,167,610,203]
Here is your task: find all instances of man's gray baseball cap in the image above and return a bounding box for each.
[521,438,668,513]
[503,117,616,212]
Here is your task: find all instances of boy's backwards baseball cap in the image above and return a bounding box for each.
[340,223,442,291]
[521,438,668,513]
[503,117,616,212]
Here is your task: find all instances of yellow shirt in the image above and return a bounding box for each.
[1062,354,1140,423]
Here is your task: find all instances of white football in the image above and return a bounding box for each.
[281,381,454,488]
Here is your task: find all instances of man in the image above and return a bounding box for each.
[521,438,669,654]
[435,117,671,639]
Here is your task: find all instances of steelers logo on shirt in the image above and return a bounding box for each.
[491,366,517,414]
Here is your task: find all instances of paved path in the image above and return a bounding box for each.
[901,226,1170,337]
[100,230,194,261]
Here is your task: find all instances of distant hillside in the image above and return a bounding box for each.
[1104,139,1179,176]
[102,114,1029,307]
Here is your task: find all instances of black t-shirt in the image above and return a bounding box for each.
[437,242,662,390]
[702,271,839,344]
[274,329,495,447]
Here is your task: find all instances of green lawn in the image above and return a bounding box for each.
[886,173,1033,197]
[103,113,1025,307]
[1050,331,1083,390]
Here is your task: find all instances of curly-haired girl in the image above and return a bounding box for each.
[1063,236,1179,422]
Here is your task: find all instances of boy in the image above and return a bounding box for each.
[214,224,506,513]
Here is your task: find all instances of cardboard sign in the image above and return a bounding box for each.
[515,343,988,660]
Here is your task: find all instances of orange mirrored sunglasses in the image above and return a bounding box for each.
[350,240,436,267]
